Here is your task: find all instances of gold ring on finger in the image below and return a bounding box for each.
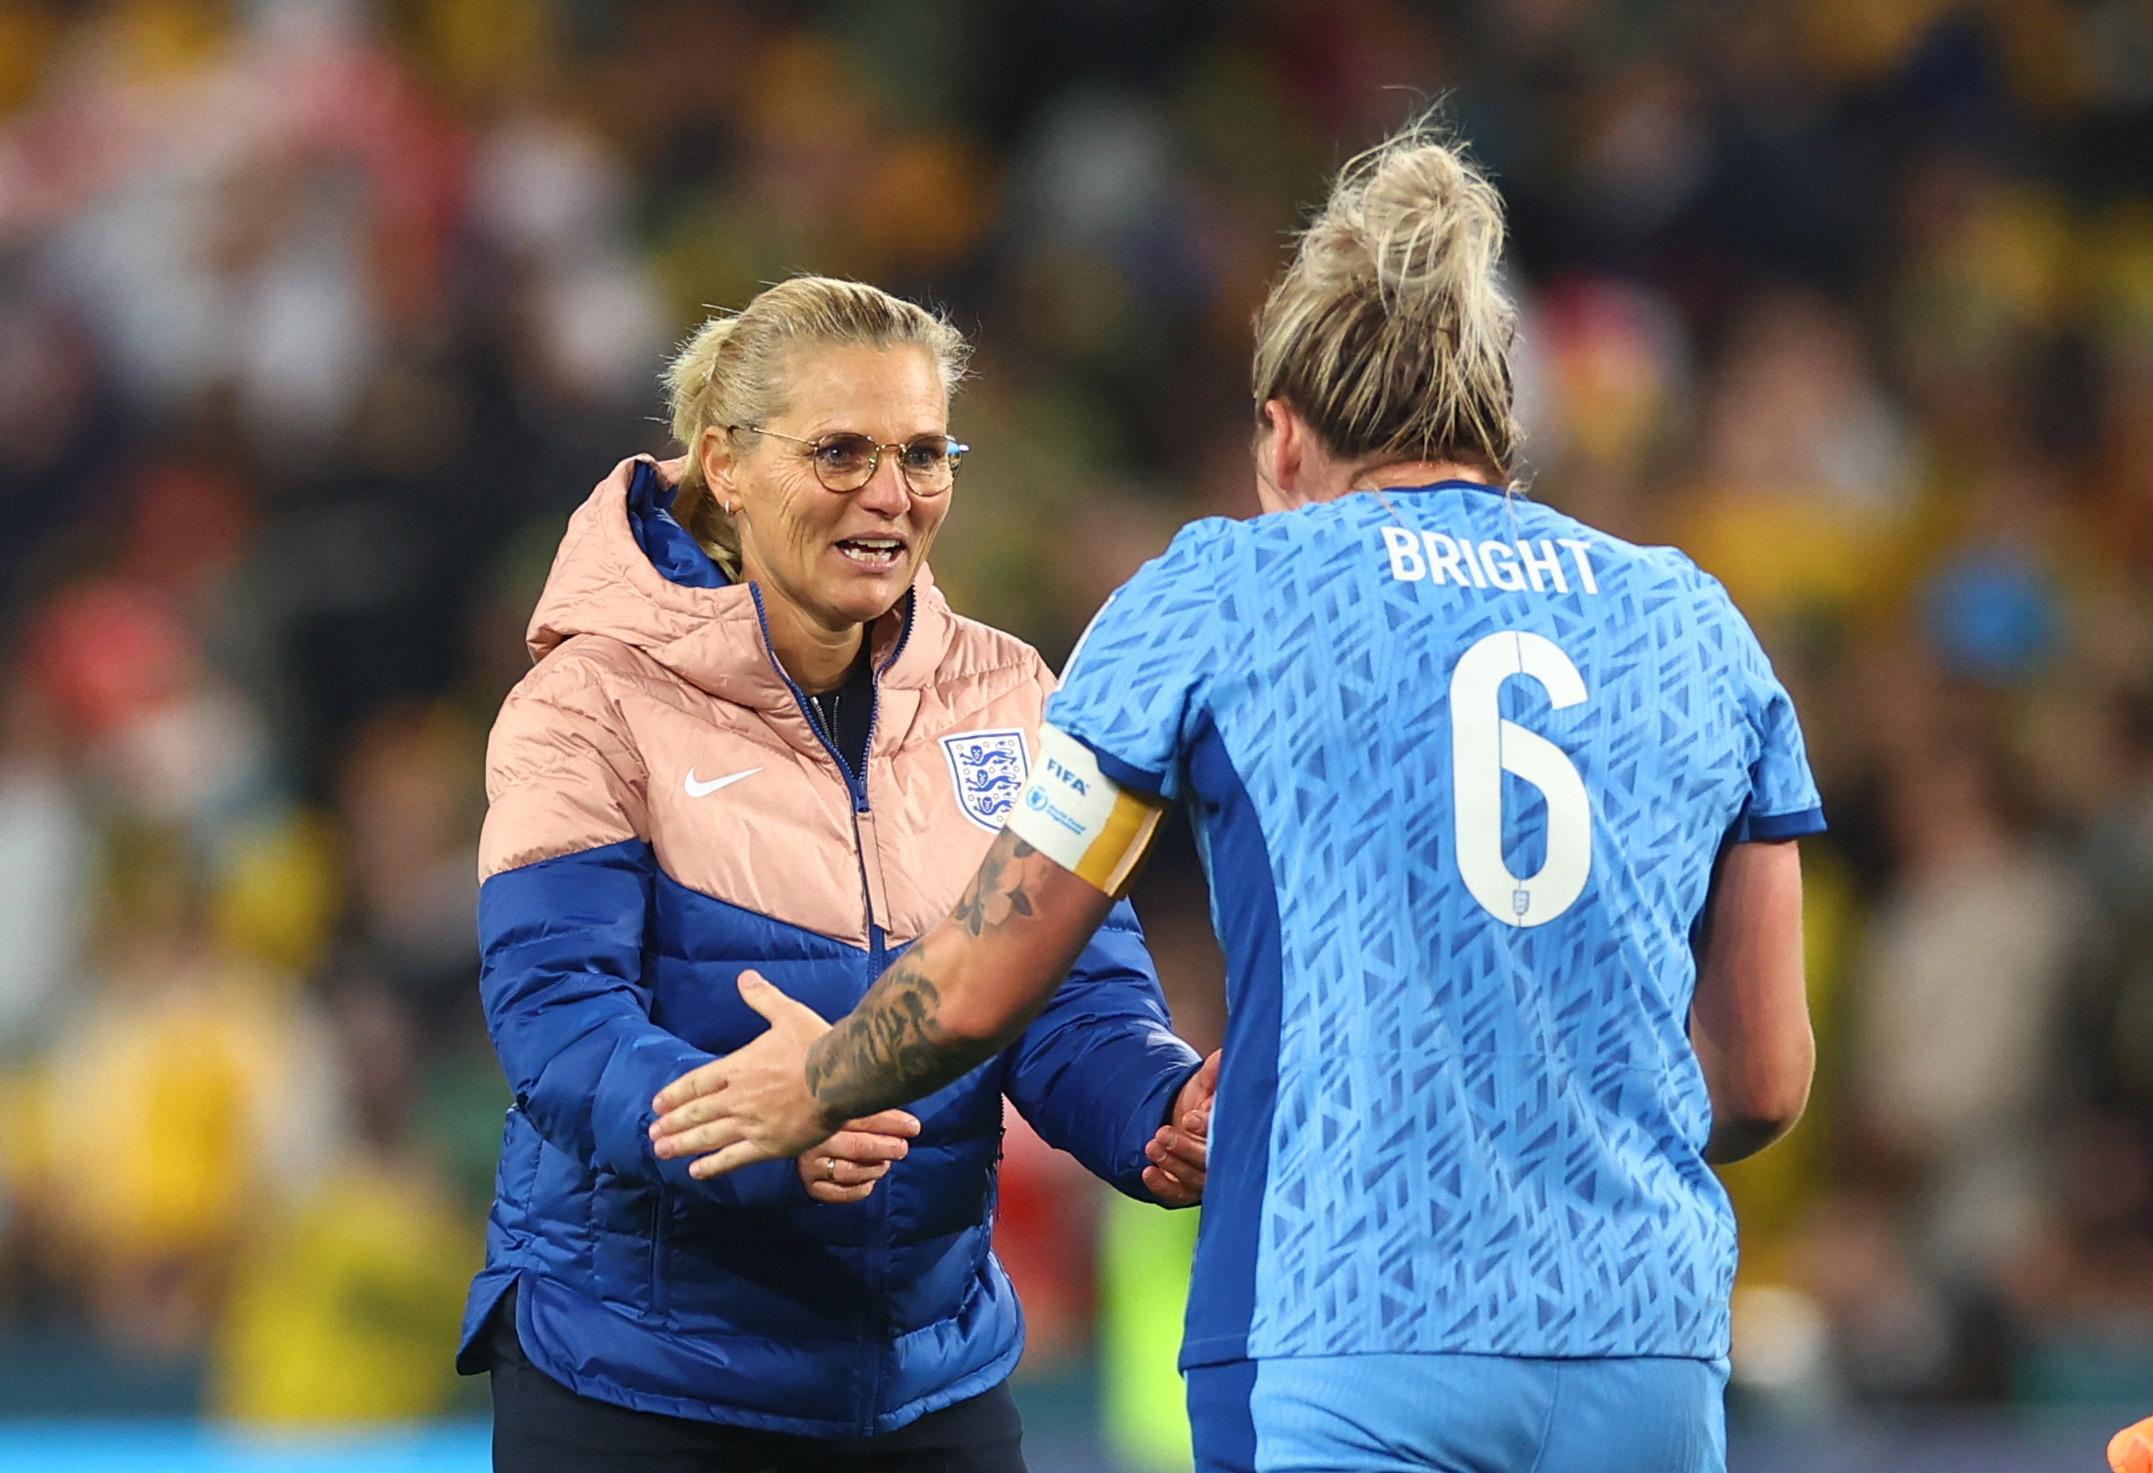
[823,1156,838,1182]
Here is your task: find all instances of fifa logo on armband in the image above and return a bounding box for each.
[1045,757,1089,796]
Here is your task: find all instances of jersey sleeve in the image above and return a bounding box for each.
[1046,519,1242,802]
[1713,588,1826,842]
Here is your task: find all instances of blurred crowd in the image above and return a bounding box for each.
[0,0,2148,1443]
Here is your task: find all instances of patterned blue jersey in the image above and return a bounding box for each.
[1047,481,1824,1368]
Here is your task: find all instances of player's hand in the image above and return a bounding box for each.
[797,1109,921,1204]
[1144,1050,1220,1207]
[649,971,838,1178]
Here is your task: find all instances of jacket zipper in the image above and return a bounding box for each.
[745,585,907,911]
[747,584,912,1436]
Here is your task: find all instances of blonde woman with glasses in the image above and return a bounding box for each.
[459,275,1220,1472]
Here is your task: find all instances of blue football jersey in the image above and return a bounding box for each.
[1047,481,1824,1368]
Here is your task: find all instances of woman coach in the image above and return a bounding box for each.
[458,275,1218,1472]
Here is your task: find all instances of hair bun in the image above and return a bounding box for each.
[1357,133,1507,328]
[1250,118,1521,473]
[662,313,740,441]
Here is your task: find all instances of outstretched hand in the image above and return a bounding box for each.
[650,971,836,1179]
[1143,1049,1220,1207]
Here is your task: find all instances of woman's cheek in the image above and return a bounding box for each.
[914,503,952,561]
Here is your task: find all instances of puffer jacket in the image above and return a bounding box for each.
[457,456,1200,1437]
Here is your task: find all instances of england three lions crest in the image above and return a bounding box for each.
[941,729,1031,831]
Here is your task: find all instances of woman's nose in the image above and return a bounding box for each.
[855,457,912,515]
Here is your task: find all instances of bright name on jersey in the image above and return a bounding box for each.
[1380,526,1600,594]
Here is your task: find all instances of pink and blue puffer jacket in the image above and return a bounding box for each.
[457,456,1200,1437]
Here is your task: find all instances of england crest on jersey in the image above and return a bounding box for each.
[941,729,1030,831]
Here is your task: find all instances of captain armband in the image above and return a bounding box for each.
[1005,725,1166,899]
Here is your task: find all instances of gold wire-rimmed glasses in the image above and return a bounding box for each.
[727,424,968,496]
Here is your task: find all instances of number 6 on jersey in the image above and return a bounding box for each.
[1450,630,1592,927]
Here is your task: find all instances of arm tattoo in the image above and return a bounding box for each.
[805,953,986,1120]
[950,836,1038,937]
[806,834,1043,1119]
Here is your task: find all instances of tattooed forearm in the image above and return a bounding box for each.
[950,837,1039,937]
[805,833,1050,1120]
[805,952,994,1119]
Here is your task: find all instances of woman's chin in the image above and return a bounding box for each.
[818,577,913,630]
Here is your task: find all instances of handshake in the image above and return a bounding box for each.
[666,1048,1223,1209]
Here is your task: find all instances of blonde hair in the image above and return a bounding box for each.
[661,276,970,574]
[1251,121,1520,478]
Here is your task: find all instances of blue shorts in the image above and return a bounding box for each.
[1186,1352,1729,1473]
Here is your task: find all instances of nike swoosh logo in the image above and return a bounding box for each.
[683,767,761,798]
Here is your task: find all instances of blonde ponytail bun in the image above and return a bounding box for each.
[663,314,740,480]
[1253,120,1521,476]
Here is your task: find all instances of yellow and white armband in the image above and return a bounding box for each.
[1005,725,1166,899]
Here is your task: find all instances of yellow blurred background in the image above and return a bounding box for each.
[0,1,2148,1468]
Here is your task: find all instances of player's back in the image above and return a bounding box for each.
[1049,478,1822,1372]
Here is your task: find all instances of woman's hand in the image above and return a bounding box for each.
[798,1110,921,1204]
[1143,1050,1220,1207]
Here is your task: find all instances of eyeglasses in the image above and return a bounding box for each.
[727,424,968,496]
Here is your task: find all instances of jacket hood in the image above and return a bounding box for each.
[526,456,954,709]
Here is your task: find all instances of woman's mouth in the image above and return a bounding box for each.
[835,537,905,569]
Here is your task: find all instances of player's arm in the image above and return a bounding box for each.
[804,726,1166,1120]
[1689,838,1813,1164]
[797,830,1111,1118]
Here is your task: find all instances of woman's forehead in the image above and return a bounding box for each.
[775,342,947,432]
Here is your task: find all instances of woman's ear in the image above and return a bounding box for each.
[700,426,737,513]
[1262,398,1305,495]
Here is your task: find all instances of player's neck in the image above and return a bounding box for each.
[1268,434,1505,508]
[1346,459,1499,494]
